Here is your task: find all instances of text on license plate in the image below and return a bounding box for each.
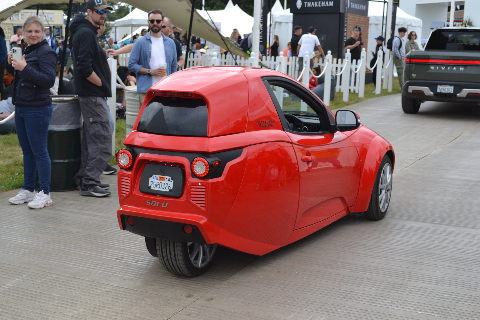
[437,85,454,93]
[148,175,174,192]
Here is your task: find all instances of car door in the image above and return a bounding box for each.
[263,77,361,229]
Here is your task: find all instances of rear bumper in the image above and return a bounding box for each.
[118,205,220,244]
[403,80,480,102]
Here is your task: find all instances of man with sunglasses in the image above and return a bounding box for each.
[70,0,114,197]
[128,9,177,105]
[161,17,184,69]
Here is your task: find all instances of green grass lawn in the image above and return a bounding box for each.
[0,80,401,192]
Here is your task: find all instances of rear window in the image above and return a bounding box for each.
[137,96,208,137]
[426,29,480,51]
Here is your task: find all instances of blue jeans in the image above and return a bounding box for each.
[15,105,53,194]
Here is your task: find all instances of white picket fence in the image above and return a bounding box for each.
[116,48,394,106]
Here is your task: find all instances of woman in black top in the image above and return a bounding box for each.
[7,15,57,209]
[270,35,279,58]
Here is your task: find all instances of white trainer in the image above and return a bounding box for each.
[9,189,36,205]
[27,191,53,209]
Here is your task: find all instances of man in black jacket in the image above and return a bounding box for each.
[70,0,113,197]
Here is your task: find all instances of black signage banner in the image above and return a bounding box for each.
[290,0,342,14]
[347,0,368,16]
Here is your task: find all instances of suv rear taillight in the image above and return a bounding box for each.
[191,158,209,177]
[117,149,133,169]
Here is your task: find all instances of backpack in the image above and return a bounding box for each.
[240,35,251,53]
[387,36,402,51]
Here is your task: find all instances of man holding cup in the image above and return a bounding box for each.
[128,9,177,105]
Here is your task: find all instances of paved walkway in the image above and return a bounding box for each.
[1,95,480,319]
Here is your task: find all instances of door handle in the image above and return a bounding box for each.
[301,156,315,162]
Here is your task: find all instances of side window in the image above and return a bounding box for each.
[265,79,329,134]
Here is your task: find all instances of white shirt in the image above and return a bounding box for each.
[298,34,320,58]
[150,35,167,86]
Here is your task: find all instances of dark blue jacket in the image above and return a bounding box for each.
[0,35,7,63]
[11,40,57,107]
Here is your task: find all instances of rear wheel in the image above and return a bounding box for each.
[402,94,421,114]
[156,239,217,277]
[365,155,393,221]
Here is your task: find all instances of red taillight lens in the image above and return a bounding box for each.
[183,225,193,234]
[191,158,209,177]
[127,216,135,226]
[117,149,133,169]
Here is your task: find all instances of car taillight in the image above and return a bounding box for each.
[191,158,209,177]
[117,149,133,169]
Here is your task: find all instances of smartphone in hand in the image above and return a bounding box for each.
[12,46,22,61]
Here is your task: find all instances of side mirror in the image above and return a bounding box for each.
[335,110,361,132]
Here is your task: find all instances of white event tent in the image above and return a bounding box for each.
[271,8,292,55]
[112,8,148,42]
[196,4,253,39]
[367,2,423,57]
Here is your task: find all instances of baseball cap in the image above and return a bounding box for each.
[374,35,385,41]
[87,0,113,11]
[307,26,315,33]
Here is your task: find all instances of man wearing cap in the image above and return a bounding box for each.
[70,0,114,197]
[128,9,177,105]
[371,35,385,85]
[297,26,325,79]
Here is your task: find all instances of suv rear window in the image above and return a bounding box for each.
[426,29,480,51]
[137,96,208,137]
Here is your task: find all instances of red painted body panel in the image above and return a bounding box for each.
[285,131,361,229]
[117,67,394,257]
[218,142,300,255]
[348,128,395,213]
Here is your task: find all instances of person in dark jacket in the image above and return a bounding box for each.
[70,0,113,197]
[7,15,57,209]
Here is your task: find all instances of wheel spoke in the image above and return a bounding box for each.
[189,244,199,262]
[197,246,204,267]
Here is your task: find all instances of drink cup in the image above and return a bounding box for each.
[159,63,167,77]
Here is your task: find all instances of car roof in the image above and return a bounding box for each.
[153,66,285,93]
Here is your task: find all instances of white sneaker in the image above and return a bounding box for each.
[27,191,53,209]
[9,189,36,205]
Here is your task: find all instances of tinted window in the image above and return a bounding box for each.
[137,97,208,137]
[426,29,480,51]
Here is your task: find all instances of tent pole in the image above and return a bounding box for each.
[381,0,385,41]
[185,0,196,68]
[59,0,74,95]
[36,4,40,15]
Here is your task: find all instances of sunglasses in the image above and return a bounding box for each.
[149,19,162,24]
[161,25,169,29]
[94,9,108,15]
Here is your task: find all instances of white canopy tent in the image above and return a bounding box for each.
[112,8,148,42]
[196,4,253,39]
[367,2,423,57]
[271,8,292,56]
[0,0,248,57]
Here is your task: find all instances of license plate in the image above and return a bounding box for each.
[437,85,454,93]
[148,175,174,192]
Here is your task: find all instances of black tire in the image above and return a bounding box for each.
[156,239,217,277]
[365,155,393,221]
[402,94,421,114]
[145,237,157,257]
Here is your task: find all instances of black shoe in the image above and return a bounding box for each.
[99,182,110,190]
[103,164,117,175]
[80,185,111,197]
